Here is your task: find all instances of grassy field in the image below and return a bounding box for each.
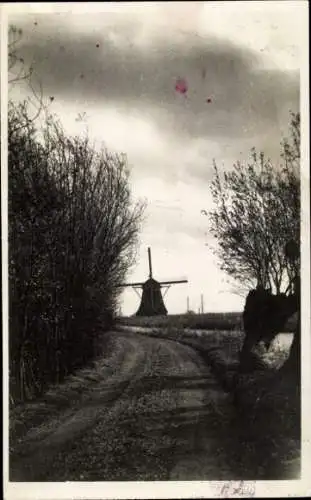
[118,311,297,332]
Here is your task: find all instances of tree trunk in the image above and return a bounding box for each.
[281,312,300,382]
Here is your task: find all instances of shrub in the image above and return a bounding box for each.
[9,101,145,403]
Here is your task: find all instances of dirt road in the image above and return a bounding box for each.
[10,331,242,481]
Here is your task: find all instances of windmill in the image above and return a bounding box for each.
[118,247,188,316]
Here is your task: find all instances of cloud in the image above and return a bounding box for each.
[14,14,299,146]
[133,177,213,242]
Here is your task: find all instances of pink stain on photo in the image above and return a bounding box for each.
[175,78,188,95]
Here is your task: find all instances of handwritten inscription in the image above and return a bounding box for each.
[212,480,256,498]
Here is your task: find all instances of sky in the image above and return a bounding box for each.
[7,2,304,315]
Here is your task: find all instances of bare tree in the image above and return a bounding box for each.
[206,112,300,296]
[205,112,300,378]
[8,24,46,132]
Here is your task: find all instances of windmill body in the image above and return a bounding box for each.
[118,247,188,316]
[136,278,167,316]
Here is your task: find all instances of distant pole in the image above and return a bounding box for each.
[148,247,153,278]
[187,296,190,312]
[201,294,204,314]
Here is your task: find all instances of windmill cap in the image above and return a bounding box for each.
[143,278,161,288]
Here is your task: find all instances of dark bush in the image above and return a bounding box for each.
[8,101,145,403]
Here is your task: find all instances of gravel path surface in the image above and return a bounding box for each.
[10,331,240,481]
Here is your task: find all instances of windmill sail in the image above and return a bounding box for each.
[148,247,153,278]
